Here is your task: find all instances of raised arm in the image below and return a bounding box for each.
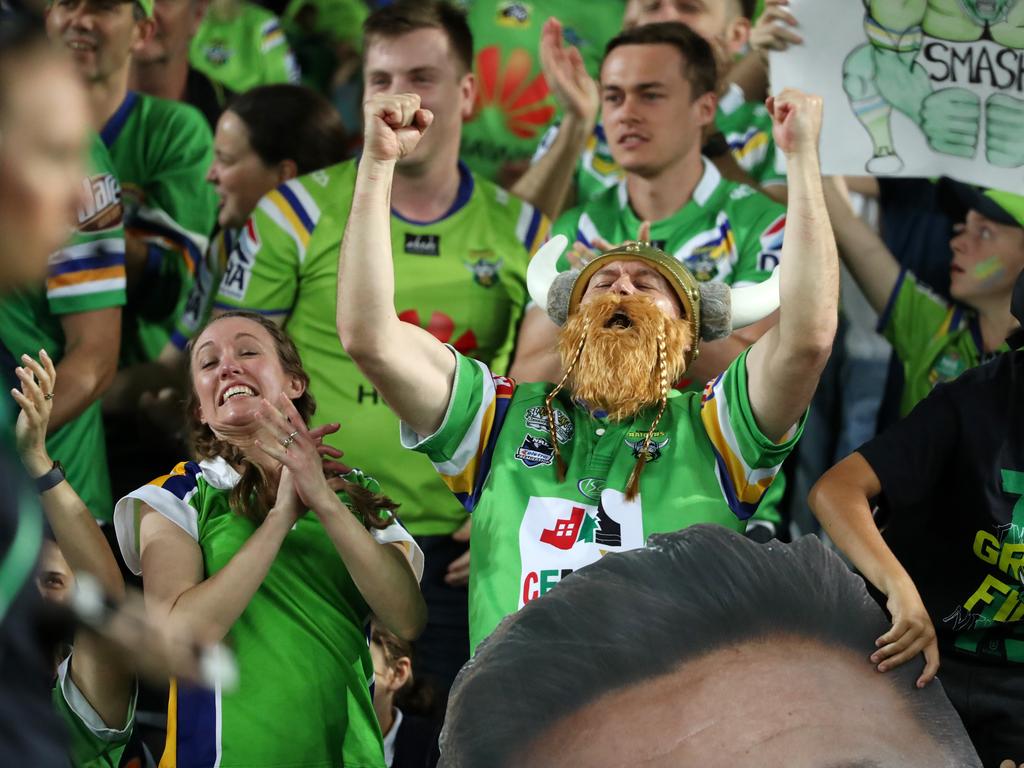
[745,90,837,440]
[822,175,900,314]
[337,94,456,437]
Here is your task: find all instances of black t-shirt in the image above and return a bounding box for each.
[184,67,233,132]
[0,447,67,766]
[859,350,1024,665]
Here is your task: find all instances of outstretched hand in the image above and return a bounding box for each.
[871,577,939,688]
[539,18,599,126]
[362,93,434,164]
[568,221,651,269]
[11,350,56,477]
[766,88,822,158]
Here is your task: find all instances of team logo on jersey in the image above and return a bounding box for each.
[539,503,622,550]
[680,213,737,282]
[77,173,122,233]
[625,430,669,462]
[515,435,554,467]
[404,233,440,256]
[496,1,531,26]
[929,350,966,385]
[758,214,786,273]
[577,477,606,501]
[203,41,231,66]
[464,252,504,287]
[524,405,573,443]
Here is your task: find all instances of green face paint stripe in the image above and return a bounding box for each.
[972,255,1005,280]
[0,487,43,623]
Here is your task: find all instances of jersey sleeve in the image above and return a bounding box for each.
[699,348,805,520]
[113,461,203,575]
[52,655,136,768]
[730,194,786,286]
[513,198,551,256]
[172,228,234,349]
[857,380,958,510]
[336,467,424,581]
[551,205,586,271]
[47,139,127,315]
[878,269,957,364]
[259,18,301,84]
[399,348,515,514]
[214,182,309,318]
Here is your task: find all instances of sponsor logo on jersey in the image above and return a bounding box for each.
[496,1,530,26]
[624,430,669,462]
[471,45,554,140]
[219,245,252,301]
[577,477,606,501]
[515,435,554,467]
[519,493,643,606]
[524,405,573,443]
[464,252,503,287]
[758,214,786,273]
[77,173,122,233]
[204,41,231,66]
[404,233,440,256]
[398,308,478,354]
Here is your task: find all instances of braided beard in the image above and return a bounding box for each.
[558,293,691,422]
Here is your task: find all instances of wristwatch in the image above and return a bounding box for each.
[34,460,66,493]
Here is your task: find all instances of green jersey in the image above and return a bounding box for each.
[534,84,787,204]
[190,3,300,93]
[881,269,1009,416]
[0,133,125,520]
[102,91,217,363]
[404,347,803,651]
[171,227,236,350]
[113,459,422,768]
[458,0,624,183]
[214,160,548,536]
[53,656,136,768]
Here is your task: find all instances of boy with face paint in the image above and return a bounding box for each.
[338,84,837,651]
[825,178,1024,417]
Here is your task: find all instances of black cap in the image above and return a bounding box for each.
[938,178,1024,229]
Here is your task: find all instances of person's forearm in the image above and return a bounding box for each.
[727,50,770,104]
[313,494,426,641]
[510,116,590,221]
[161,510,292,643]
[776,153,838,361]
[48,354,117,432]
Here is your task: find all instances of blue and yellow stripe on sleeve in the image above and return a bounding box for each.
[699,371,789,521]
[515,202,551,256]
[257,179,321,262]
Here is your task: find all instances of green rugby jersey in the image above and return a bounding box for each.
[534,83,787,204]
[190,2,300,93]
[213,160,549,536]
[881,269,1009,416]
[53,656,136,768]
[458,0,624,183]
[403,347,803,651]
[113,459,422,768]
[102,91,217,363]
[0,133,125,520]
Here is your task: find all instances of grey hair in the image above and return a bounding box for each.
[697,281,731,341]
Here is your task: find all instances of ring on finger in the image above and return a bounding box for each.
[281,430,300,448]
[43,393,55,401]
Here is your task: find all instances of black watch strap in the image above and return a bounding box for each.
[34,461,65,493]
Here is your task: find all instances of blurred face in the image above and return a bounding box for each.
[37,541,74,605]
[516,637,960,768]
[580,260,682,320]
[0,55,89,292]
[600,44,716,179]
[949,210,1024,305]
[627,0,750,56]
[46,0,153,84]
[134,0,206,65]
[191,316,303,436]
[206,110,282,229]
[363,27,475,170]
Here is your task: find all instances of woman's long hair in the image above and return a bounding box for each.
[185,311,397,529]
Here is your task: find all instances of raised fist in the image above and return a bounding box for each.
[921,87,980,159]
[362,93,434,164]
[986,93,1024,168]
[766,88,823,157]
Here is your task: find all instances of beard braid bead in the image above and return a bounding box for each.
[625,323,670,502]
[547,315,589,483]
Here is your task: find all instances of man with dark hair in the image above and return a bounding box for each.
[214,0,550,698]
[810,270,1024,766]
[439,525,984,768]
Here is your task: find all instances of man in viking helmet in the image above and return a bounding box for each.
[338,87,837,652]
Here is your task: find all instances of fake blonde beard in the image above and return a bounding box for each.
[558,293,692,423]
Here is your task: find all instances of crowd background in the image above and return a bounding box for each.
[1,0,1023,766]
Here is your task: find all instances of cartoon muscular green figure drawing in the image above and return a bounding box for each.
[842,0,1024,172]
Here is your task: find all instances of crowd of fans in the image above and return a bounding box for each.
[1,0,1022,766]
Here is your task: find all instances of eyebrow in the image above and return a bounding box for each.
[195,331,262,354]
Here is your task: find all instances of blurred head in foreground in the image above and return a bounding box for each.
[439,525,981,768]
